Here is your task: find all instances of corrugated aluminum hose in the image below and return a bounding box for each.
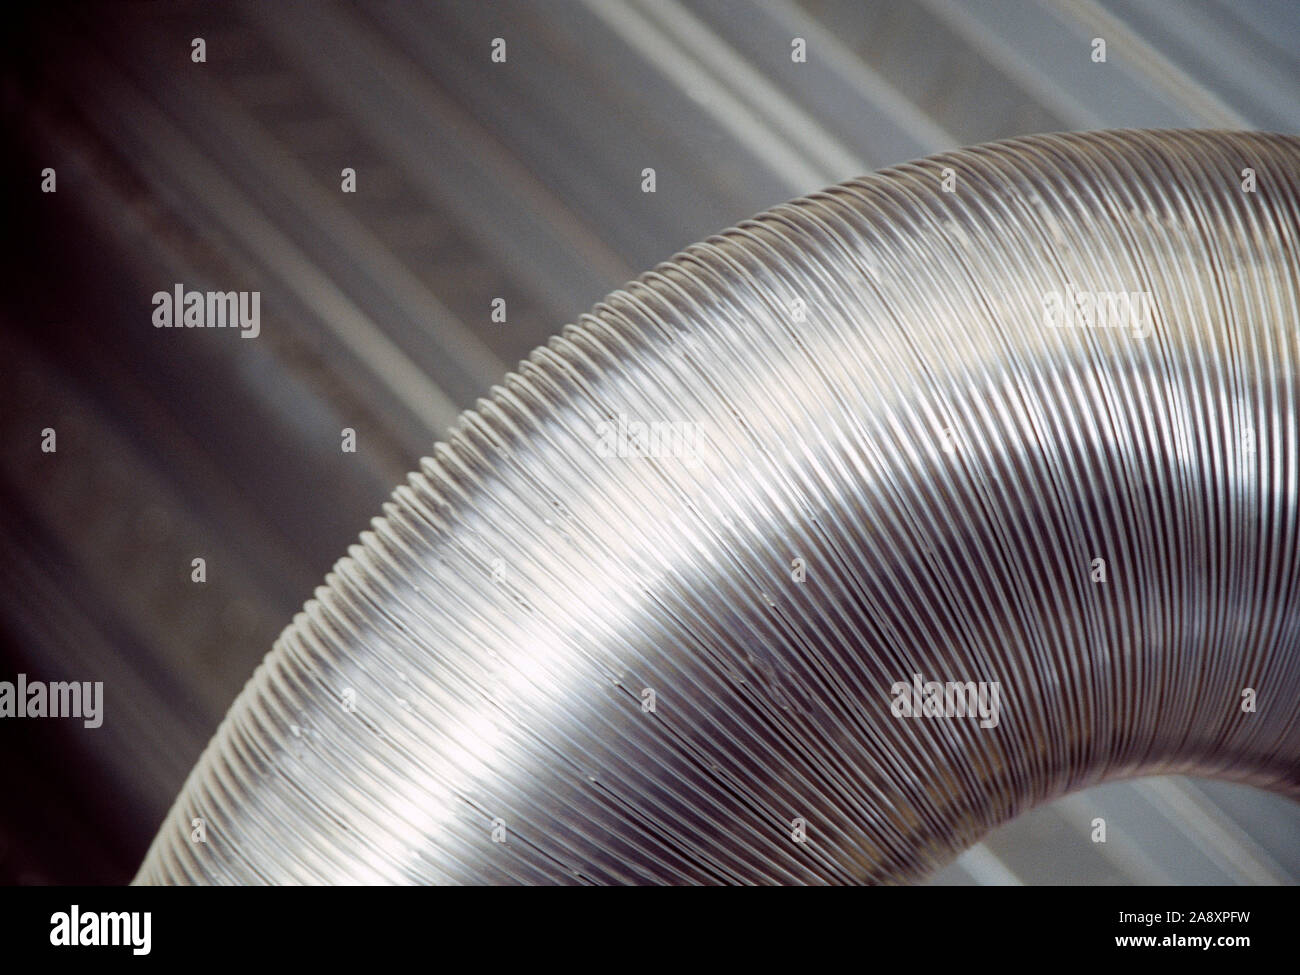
[136,129,1300,885]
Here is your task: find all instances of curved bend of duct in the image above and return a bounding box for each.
[136,130,1300,885]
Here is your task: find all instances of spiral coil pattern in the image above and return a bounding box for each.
[138,130,1300,884]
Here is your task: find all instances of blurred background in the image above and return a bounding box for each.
[1,0,1297,884]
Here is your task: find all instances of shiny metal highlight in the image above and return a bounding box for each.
[137,130,1300,885]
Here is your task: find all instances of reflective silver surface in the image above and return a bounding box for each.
[137,129,1300,884]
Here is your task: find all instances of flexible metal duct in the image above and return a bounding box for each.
[136,129,1300,885]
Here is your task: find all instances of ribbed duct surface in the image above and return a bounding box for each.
[138,129,1300,884]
